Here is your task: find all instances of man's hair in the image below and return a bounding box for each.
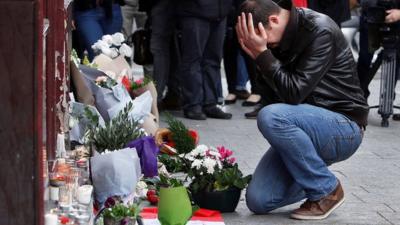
[239,0,290,27]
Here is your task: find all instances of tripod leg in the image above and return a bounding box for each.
[378,50,397,127]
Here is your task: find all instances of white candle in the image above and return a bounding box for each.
[45,213,58,225]
[77,185,93,205]
[49,186,59,201]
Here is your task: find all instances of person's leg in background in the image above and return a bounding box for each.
[74,8,105,60]
[242,52,261,107]
[223,25,239,105]
[150,0,175,104]
[121,0,136,37]
[100,4,123,35]
[201,18,232,120]
[236,52,251,98]
[357,13,374,99]
[178,17,210,119]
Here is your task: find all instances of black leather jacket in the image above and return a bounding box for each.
[256,7,369,126]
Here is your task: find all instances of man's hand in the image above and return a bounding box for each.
[236,13,268,59]
[385,9,400,23]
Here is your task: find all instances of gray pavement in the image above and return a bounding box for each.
[160,78,400,225]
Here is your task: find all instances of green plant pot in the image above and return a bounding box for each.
[158,186,192,225]
[192,187,242,213]
[103,217,136,225]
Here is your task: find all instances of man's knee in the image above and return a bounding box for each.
[257,103,291,134]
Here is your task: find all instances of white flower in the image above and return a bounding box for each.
[190,145,208,157]
[109,47,119,58]
[203,158,217,174]
[92,39,109,51]
[99,45,113,57]
[102,34,113,45]
[119,43,133,57]
[136,181,147,190]
[185,155,195,162]
[111,32,125,46]
[207,150,221,158]
[191,159,202,170]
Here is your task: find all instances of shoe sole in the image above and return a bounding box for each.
[290,197,345,220]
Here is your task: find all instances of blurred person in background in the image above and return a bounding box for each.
[357,0,400,99]
[139,0,182,110]
[121,0,147,37]
[73,0,125,60]
[177,0,233,120]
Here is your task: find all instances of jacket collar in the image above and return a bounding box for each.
[277,7,299,53]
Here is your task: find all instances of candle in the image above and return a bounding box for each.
[45,213,58,225]
[49,186,59,201]
[77,185,93,205]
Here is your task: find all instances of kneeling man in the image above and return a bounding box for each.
[236,0,369,220]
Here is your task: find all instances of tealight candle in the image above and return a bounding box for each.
[77,185,93,205]
[44,213,58,225]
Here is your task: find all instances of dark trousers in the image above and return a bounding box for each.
[357,14,400,98]
[150,0,180,102]
[179,17,227,111]
[223,26,260,94]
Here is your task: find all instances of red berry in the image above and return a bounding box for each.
[148,195,159,205]
[146,189,156,197]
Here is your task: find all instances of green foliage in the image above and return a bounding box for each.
[165,114,195,154]
[103,203,140,220]
[159,174,184,188]
[96,78,118,89]
[158,154,184,173]
[85,102,144,153]
[213,164,252,191]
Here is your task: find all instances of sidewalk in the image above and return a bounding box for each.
[161,78,400,225]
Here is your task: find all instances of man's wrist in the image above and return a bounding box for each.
[254,46,268,59]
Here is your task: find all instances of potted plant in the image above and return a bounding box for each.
[102,197,140,225]
[84,103,144,204]
[157,175,193,225]
[182,145,251,213]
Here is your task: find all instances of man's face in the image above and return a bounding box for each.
[257,15,286,49]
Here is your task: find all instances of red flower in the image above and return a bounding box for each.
[121,76,131,91]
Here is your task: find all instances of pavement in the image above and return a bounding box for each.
[160,77,400,225]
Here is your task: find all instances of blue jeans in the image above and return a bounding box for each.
[246,104,363,214]
[236,52,249,91]
[74,4,123,60]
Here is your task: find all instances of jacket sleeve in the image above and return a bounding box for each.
[255,29,336,104]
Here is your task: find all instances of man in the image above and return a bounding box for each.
[176,0,233,120]
[237,0,369,220]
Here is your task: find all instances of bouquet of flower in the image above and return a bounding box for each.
[102,196,141,225]
[92,33,133,59]
[180,145,251,194]
[95,76,118,90]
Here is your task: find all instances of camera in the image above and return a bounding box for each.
[366,0,399,51]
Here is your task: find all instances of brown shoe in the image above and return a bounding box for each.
[291,181,345,220]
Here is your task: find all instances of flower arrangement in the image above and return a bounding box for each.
[181,145,251,194]
[102,196,140,225]
[84,102,144,153]
[92,32,133,59]
[95,76,118,90]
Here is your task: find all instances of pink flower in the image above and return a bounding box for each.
[228,157,236,164]
[135,79,143,85]
[217,146,233,160]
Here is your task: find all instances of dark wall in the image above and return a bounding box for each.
[0,1,41,225]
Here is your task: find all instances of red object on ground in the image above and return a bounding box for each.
[140,208,224,222]
[293,0,307,7]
